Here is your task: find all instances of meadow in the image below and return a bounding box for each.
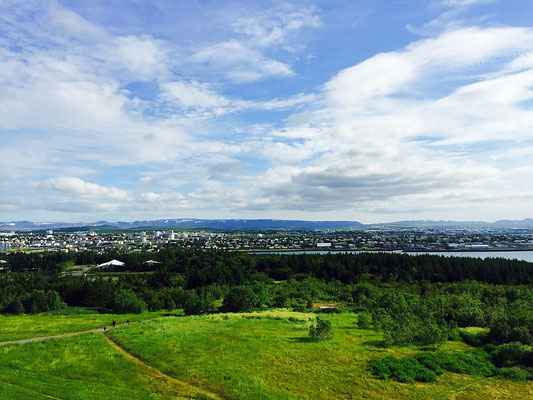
[106,311,532,399]
[1,249,531,399]
[2,309,528,399]
[0,308,181,342]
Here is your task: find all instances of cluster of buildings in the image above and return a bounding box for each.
[0,227,533,254]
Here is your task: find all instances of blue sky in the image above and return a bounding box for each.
[2,0,533,223]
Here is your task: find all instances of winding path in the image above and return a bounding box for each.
[102,334,221,399]
[0,321,132,346]
[0,319,222,399]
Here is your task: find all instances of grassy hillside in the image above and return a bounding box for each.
[0,308,180,342]
[107,311,533,400]
[0,310,531,399]
[0,333,210,399]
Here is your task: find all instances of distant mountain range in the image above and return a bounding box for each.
[0,218,364,231]
[372,219,533,228]
[1,218,533,231]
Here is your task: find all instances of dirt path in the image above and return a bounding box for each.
[102,333,221,399]
[449,376,486,399]
[0,321,133,346]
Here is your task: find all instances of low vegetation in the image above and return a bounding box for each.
[0,248,531,398]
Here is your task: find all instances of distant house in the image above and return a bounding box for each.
[145,260,162,266]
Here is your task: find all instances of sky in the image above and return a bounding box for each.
[1,0,533,223]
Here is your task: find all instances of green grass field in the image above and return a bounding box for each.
[107,311,533,399]
[0,310,531,399]
[0,308,181,342]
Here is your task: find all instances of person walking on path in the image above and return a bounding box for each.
[112,319,116,328]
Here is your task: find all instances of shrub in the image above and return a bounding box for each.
[491,342,531,368]
[357,312,372,329]
[5,298,24,315]
[112,290,146,314]
[21,290,65,314]
[184,292,216,315]
[459,330,488,347]
[489,312,533,345]
[370,356,436,383]
[309,316,333,341]
[371,349,495,383]
[497,367,529,382]
[223,284,267,312]
[415,368,438,383]
[415,353,446,375]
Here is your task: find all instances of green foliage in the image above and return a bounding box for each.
[112,290,146,314]
[20,290,65,314]
[374,293,450,347]
[223,283,268,312]
[496,367,530,381]
[489,311,533,345]
[458,329,488,347]
[371,349,495,383]
[490,342,532,368]
[370,355,437,383]
[5,298,24,315]
[357,311,372,329]
[183,291,216,315]
[309,316,333,341]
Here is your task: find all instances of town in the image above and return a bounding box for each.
[2,226,533,254]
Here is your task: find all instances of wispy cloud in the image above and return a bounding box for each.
[1,1,533,222]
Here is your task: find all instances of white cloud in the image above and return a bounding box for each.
[188,5,320,82]
[40,177,129,200]
[221,26,533,216]
[3,1,533,221]
[438,0,496,7]
[161,80,231,110]
[190,40,293,82]
[231,5,321,48]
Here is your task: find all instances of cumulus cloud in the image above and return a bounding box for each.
[2,1,533,221]
[40,178,129,200]
[224,26,533,216]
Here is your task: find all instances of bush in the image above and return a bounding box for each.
[491,342,531,368]
[112,290,146,314]
[497,367,529,381]
[21,290,65,314]
[183,292,216,315]
[5,298,24,315]
[415,353,446,375]
[309,316,333,341]
[357,312,372,329]
[459,330,488,347]
[371,349,495,383]
[489,312,533,345]
[415,368,438,383]
[370,356,436,383]
[223,284,267,312]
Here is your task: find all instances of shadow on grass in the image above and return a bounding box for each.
[361,339,387,348]
[290,337,316,343]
